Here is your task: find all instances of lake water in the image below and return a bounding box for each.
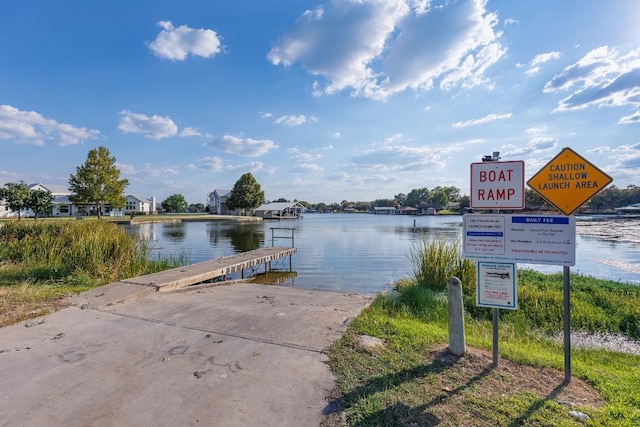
[125,214,640,294]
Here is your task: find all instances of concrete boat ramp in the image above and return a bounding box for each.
[0,249,372,426]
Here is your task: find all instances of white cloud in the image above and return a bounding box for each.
[199,156,225,172]
[288,148,323,162]
[269,0,505,100]
[525,126,548,135]
[0,104,100,146]
[525,66,540,76]
[352,143,463,172]
[619,110,640,124]
[587,146,611,154]
[148,21,223,61]
[499,136,558,157]
[118,110,178,140]
[544,46,640,122]
[524,52,561,76]
[609,144,640,172]
[118,162,179,179]
[180,127,201,137]
[329,131,342,139]
[289,163,324,173]
[198,156,272,175]
[205,134,278,157]
[530,51,561,67]
[451,113,511,128]
[274,114,318,126]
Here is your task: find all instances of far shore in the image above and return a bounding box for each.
[0,213,263,224]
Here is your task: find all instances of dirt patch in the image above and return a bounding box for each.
[0,295,72,328]
[434,346,602,406]
[323,345,602,426]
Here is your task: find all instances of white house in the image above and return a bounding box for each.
[124,195,156,215]
[0,199,12,218]
[208,189,232,215]
[0,182,156,218]
[28,183,79,217]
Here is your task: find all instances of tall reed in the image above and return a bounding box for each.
[408,238,476,295]
[0,220,177,283]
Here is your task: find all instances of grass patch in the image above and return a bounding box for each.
[325,239,640,426]
[0,220,182,327]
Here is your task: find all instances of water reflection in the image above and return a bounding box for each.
[251,271,298,286]
[208,222,264,253]
[162,222,186,241]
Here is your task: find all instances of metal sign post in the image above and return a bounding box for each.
[526,147,613,384]
[468,151,527,368]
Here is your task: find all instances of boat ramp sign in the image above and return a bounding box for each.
[527,147,612,215]
[462,214,576,266]
[470,160,525,209]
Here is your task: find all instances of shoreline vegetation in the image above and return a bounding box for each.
[1,220,639,425]
[0,220,184,327]
[323,240,640,426]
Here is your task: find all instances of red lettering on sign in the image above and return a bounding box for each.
[477,188,516,201]
[479,169,514,182]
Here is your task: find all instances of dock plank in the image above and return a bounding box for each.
[122,246,297,291]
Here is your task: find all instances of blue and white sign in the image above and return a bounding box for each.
[477,262,517,310]
[463,214,576,266]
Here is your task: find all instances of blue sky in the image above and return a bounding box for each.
[1,0,639,205]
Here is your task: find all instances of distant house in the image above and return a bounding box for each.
[397,206,418,215]
[208,189,232,215]
[254,202,304,219]
[0,199,12,218]
[615,203,640,215]
[373,207,396,214]
[124,195,156,215]
[28,183,78,217]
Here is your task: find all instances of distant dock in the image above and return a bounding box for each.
[74,246,297,308]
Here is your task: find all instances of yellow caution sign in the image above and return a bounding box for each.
[527,147,612,215]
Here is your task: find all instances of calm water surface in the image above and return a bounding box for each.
[126,214,640,294]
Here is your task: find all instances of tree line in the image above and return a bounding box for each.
[273,185,640,214]
[3,146,638,218]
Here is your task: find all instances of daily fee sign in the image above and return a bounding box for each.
[527,147,612,215]
[470,160,525,209]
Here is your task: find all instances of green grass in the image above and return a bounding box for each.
[0,220,183,326]
[325,239,640,426]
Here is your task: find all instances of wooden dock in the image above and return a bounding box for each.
[121,246,297,292]
[71,246,297,308]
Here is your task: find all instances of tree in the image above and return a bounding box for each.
[405,187,430,208]
[162,194,188,213]
[225,173,265,215]
[0,181,30,220]
[29,189,55,220]
[394,193,406,207]
[68,146,129,218]
[430,187,450,210]
[189,203,205,213]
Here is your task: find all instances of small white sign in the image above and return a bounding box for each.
[463,214,505,255]
[477,262,517,310]
[470,160,525,209]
